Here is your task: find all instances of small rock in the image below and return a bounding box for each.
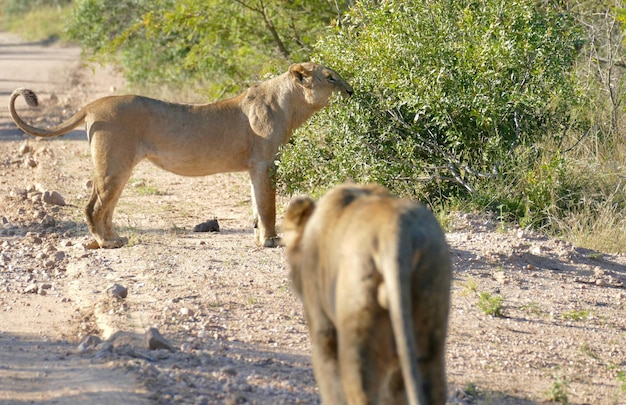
[193,219,220,233]
[180,307,195,317]
[18,143,32,155]
[24,283,38,294]
[145,327,175,352]
[224,393,247,405]
[593,266,607,277]
[221,366,237,377]
[25,157,37,168]
[94,341,114,359]
[42,191,66,206]
[105,283,128,299]
[9,188,27,200]
[494,272,508,284]
[595,279,607,287]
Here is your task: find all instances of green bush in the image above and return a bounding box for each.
[277,0,586,219]
[65,0,353,98]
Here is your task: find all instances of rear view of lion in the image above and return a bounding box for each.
[282,183,451,405]
[9,62,352,249]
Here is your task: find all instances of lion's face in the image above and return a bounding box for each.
[289,63,353,107]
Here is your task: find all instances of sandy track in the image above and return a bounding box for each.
[1,31,625,405]
[0,32,152,404]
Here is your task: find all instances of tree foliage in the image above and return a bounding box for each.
[65,0,353,97]
[277,0,587,216]
[64,0,624,234]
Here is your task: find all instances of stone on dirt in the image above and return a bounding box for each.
[106,283,128,299]
[42,190,66,206]
[18,142,32,155]
[145,327,175,352]
[193,218,220,232]
[24,283,38,294]
[180,307,195,317]
[77,334,103,353]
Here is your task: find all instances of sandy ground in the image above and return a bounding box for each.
[0,32,625,405]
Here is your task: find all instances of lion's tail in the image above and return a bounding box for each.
[9,88,87,138]
[382,234,426,405]
[381,206,450,405]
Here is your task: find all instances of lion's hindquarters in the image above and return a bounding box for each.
[284,184,451,405]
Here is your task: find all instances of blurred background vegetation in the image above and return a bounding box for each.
[1,0,625,253]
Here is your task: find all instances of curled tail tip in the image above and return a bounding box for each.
[13,88,39,107]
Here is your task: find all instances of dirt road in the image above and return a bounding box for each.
[1,32,625,405]
[0,32,153,404]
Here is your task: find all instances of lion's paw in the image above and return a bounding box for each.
[84,237,129,249]
[263,236,282,248]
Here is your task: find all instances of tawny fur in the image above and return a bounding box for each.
[9,63,352,249]
[282,183,451,405]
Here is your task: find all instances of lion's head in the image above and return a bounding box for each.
[289,62,353,107]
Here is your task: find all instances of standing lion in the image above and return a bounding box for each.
[282,183,451,405]
[9,63,352,249]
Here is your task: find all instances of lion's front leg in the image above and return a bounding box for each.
[249,162,280,247]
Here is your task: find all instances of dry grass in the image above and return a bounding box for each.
[555,137,626,254]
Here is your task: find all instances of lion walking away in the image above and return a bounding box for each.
[9,63,352,249]
[282,183,451,405]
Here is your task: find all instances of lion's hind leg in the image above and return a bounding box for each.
[337,306,404,405]
[411,225,451,405]
[84,160,133,249]
[412,292,449,405]
[84,180,129,249]
[307,307,345,404]
[334,263,393,404]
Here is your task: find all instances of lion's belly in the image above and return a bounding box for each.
[141,136,252,176]
[147,153,250,176]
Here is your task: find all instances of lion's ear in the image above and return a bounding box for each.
[284,197,315,228]
[289,63,310,85]
[282,196,315,246]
